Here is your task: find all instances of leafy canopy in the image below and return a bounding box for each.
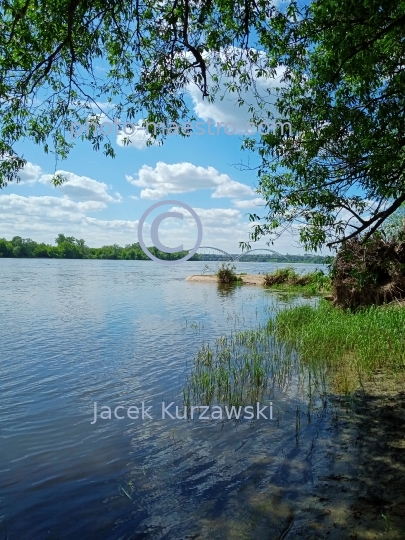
[1,0,405,250]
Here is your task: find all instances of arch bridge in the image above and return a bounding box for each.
[196,246,234,261]
[195,246,288,262]
[234,248,289,261]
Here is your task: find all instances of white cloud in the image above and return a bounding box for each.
[126,161,254,199]
[187,50,285,131]
[40,171,122,204]
[12,162,122,205]
[116,119,159,149]
[233,197,266,209]
[0,193,137,246]
[18,162,43,184]
[0,193,308,253]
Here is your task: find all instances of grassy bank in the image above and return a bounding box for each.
[269,300,405,392]
[184,299,405,407]
[263,267,331,294]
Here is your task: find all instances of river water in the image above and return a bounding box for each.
[0,259,328,539]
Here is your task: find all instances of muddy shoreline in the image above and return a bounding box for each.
[282,372,405,539]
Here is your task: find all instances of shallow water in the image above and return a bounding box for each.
[0,259,327,539]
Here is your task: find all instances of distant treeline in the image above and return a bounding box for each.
[197,254,333,264]
[0,235,199,261]
[0,235,333,263]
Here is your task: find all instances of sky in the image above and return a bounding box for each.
[0,63,313,256]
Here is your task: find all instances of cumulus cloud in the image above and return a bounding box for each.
[187,51,285,131]
[115,119,159,149]
[18,162,43,184]
[0,193,137,247]
[0,193,306,253]
[137,205,248,252]
[12,161,122,205]
[40,171,122,204]
[126,161,254,199]
[233,197,266,209]
[108,48,286,149]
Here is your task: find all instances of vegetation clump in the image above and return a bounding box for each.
[331,234,405,310]
[185,299,405,409]
[183,329,296,407]
[216,263,242,284]
[269,300,405,392]
[263,267,331,294]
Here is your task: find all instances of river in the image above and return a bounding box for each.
[1,259,328,539]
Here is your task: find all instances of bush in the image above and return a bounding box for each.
[216,262,240,283]
[263,267,297,286]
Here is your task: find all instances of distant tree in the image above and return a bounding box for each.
[58,241,83,259]
[11,236,37,257]
[55,234,76,245]
[0,239,14,257]
[33,243,51,257]
[11,236,23,246]
[75,238,86,248]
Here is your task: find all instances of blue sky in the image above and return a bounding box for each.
[0,65,312,255]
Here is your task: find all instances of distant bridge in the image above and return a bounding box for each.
[195,246,289,262]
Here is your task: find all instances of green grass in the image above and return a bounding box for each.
[183,328,297,408]
[184,300,405,408]
[263,267,331,294]
[269,300,405,392]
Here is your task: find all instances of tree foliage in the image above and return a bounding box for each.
[1,0,405,250]
[0,0,266,184]
[0,234,199,260]
[243,0,405,250]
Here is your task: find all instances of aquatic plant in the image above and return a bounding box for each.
[184,298,405,410]
[269,300,405,391]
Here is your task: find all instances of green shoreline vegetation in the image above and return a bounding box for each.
[215,264,332,295]
[0,234,200,261]
[0,235,332,263]
[263,267,331,295]
[184,300,405,409]
[187,260,405,408]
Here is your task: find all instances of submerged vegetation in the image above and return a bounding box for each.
[183,328,302,409]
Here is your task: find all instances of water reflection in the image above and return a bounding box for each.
[0,259,329,540]
[216,282,240,297]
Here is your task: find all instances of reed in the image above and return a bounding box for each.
[269,300,405,392]
[184,300,405,410]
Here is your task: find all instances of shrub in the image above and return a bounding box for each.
[263,266,297,286]
[216,262,240,283]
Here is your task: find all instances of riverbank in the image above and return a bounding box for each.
[271,299,405,536]
[183,296,405,537]
[288,372,405,538]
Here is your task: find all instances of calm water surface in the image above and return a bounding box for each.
[0,259,328,539]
